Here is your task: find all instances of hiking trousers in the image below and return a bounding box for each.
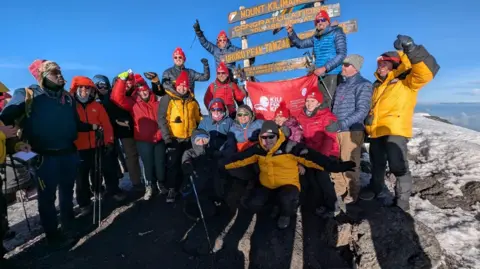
[247,184,300,217]
[330,131,364,201]
[318,74,340,109]
[120,138,142,186]
[165,140,190,191]
[36,153,79,235]
[136,140,166,187]
[369,135,412,210]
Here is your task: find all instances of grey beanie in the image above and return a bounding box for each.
[343,54,364,71]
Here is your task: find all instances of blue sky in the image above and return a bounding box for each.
[1,0,480,112]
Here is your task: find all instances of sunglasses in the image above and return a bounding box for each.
[96,81,107,88]
[79,85,93,90]
[174,56,184,60]
[210,108,224,112]
[343,63,352,67]
[315,18,327,24]
[217,72,227,75]
[218,39,227,42]
[237,113,250,117]
[260,135,276,140]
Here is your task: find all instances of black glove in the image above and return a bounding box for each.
[326,160,356,173]
[325,120,339,133]
[193,19,201,33]
[394,34,416,53]
[182,162,194,176]
[165,138,177,149]
[201,58,209,65]
[143,72,158,80]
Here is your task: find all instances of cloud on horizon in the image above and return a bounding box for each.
[455,88,480,96]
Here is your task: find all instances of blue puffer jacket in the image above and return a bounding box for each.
[332,73,373,132]
[198,98,235,156]
[288,25,347,75]
[0,85,91,154]
[198,34,242,70]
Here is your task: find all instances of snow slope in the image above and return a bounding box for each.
[3,113,480,268]
[408,113,480,268]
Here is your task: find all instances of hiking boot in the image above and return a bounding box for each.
[156,182,168,195]
[77,206,92,217]
[377,189,395,206]
[144,186,153,201]
[166,188,176,203]
[359,190,375,201]
[277,216,291,229]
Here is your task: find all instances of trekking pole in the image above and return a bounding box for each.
[93,129,104,227]
[189,173,213,253]
[8,155,31,232]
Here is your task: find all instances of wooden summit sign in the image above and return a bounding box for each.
[228,4,340,38]
[227,0,321,24]
[243,57,310,77]
[225,20,358,64]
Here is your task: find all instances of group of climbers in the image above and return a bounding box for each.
[0,7,439,264]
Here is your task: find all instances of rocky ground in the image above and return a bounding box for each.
[3,114,480,269]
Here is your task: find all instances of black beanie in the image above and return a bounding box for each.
[260,120,279,136]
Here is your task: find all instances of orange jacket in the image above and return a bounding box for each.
[70,76,114,150]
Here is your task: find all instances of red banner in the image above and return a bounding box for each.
[245,74,319,120]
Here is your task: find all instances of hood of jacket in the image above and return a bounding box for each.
[235,104,255,125]
[190,128,210,155]
[69,76,97,104]
[207,97,230,120]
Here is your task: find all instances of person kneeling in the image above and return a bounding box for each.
[180,129,222,220]
[223,121,355,229]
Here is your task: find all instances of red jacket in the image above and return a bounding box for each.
[297,107,340,158]
[204,79,245,114]
[111,79,162,143]
[70,76,114,150]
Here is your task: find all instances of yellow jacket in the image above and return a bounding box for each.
[225,131,331,190]
[366,46,439,138]
[158,90,202,141]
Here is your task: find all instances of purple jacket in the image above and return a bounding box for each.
[283,117,303,143]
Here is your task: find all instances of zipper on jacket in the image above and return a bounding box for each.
[82,104,93,149]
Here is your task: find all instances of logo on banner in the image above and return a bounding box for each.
[254,96,283,112]
[301,87,307,96]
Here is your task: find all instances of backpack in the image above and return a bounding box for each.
[212,81,236,109]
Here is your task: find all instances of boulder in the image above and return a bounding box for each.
[350,202,447,269]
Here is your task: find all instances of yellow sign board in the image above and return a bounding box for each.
[243,57,310,77]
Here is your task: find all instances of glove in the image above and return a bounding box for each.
[394,35,416,53]
[165,138,177,149]
[118,69,133,81]
[193,19,201,33]
[200,58,209,65]
[325,120,340,133]
[182,162,194,176]
[326,160,356,173]
[143,72,158,81]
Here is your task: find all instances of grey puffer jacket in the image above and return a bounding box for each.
[161,64,210,94]
[197,32,242,70]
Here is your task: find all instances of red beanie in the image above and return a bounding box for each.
[315,10,330,24]
[274,102,290,118]
[217,30,228,40]
[29,59,46,81]
[210,101,225,110]
[216,62,229,75]
[305,88,323,103]
[134,74,150,92]
[175,71,189,89]
[173,47,186,61]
